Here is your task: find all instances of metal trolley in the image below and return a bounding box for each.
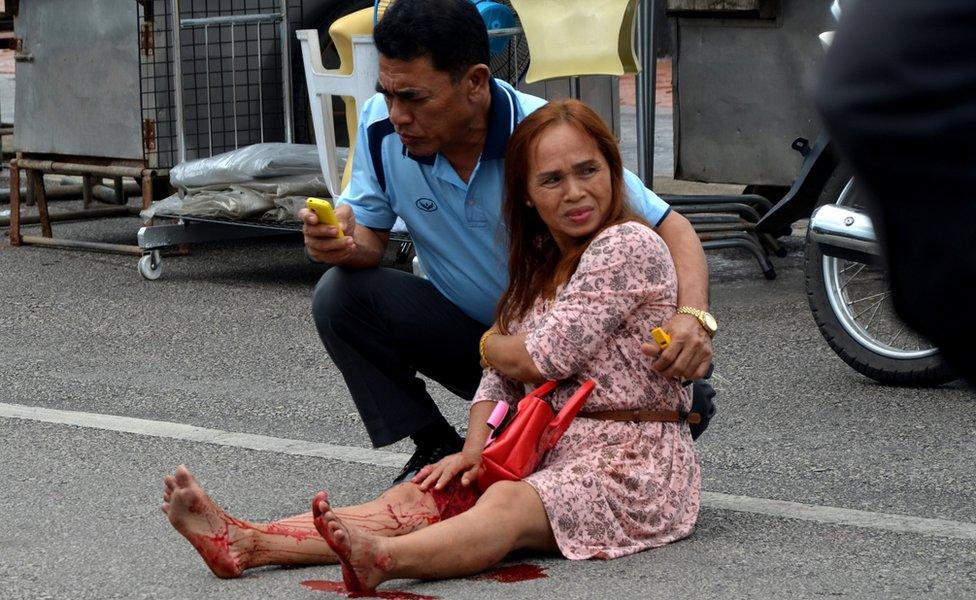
[6,0,306,263]
[135,0,309,279]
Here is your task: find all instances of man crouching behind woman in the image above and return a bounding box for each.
[162,100,700,590]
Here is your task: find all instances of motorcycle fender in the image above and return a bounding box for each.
[808,204,882,265]
[756,134,839,235]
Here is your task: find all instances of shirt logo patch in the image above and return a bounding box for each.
[416,197,438,212]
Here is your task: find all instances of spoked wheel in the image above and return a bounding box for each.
[804,168,955,386]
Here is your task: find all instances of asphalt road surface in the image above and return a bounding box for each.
[1,214,974,600]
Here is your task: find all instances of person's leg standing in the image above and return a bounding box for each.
[312,266,487,481]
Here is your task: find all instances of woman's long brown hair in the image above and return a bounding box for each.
[495,99,645,333]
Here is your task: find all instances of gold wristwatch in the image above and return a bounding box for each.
[676,306,718,338]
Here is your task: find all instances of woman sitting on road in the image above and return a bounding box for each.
[162,99,700,587]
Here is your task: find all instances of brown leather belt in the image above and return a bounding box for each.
[579,409,702,425]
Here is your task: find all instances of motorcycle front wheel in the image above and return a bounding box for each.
[804,168,956,386]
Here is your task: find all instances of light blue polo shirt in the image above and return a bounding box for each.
[337,78,672,326]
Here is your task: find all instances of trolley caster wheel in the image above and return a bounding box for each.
[762,265,777,280]
[138,251,162,280]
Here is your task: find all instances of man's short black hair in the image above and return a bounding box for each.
[374,0,491,82]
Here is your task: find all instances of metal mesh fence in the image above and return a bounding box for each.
[138,0,527,170]
[139,0,304,168]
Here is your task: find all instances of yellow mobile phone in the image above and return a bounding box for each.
[305,197,344,238]
[650,327,671,350]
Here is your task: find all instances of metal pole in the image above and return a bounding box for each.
[0,206,138,228]
[82,176,93,208]
[205,25,213,156]
[231,23,239,149]
[19,235,144,256]
[257,22,265,142]
[171,0,186,163]
[14,159,150,178]
[141,170,155,211]
[181,13,282,27]
[279,0,294,143]
[635,0,657,187]
[506,29,515,82]
[9,159,21,245]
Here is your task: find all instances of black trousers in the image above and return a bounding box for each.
[817,0,976,384]
[312,267,487,447]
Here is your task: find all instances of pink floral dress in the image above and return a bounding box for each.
[473,222,701,559]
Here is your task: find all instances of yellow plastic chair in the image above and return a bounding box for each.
[374,0,394,22]
[511,0,641,83]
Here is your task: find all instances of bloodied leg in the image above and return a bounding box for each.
[313,479,558,591]
[161,465,444,578]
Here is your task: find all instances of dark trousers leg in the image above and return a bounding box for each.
[312,267,487,447]
[818,0,976,383]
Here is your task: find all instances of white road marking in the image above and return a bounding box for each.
[0,402,408,468]
[700,492,976,541]
[4,402,976,542]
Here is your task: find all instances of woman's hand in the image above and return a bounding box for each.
[412,450,483,491]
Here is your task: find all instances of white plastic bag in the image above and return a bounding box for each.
[170,143,323,188]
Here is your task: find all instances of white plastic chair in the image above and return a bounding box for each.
[296,12,380,198]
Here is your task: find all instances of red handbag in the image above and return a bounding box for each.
[478,379,595,493]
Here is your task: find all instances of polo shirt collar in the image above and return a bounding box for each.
[482,77,516,160]
[403,77,515,166]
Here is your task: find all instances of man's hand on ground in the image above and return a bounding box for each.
[641,313,713,380]
[301,203,357,264]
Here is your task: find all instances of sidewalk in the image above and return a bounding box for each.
[0,48,12,75]
[619,59,673,109]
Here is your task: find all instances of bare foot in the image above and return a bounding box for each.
[162,465,254,578]
[312,491,392,591]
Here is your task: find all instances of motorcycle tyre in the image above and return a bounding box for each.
[803,167,956,386]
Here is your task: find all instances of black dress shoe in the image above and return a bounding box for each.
[391,437,464,486]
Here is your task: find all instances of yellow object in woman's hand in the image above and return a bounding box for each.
[650,327,671,350]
